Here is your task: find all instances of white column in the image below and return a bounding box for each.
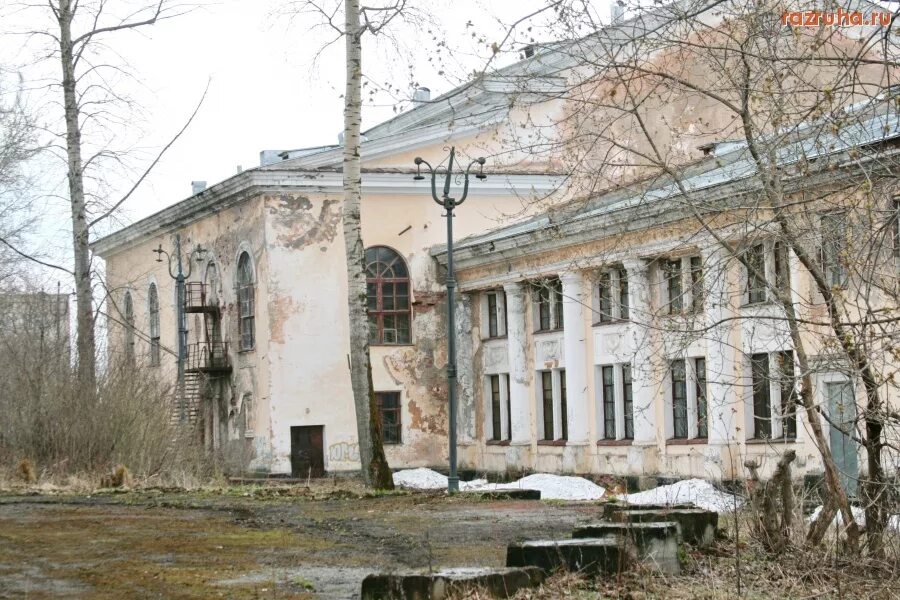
[702,245,739,445]
[455,293,476,444]
[504,282,531,444]
[622,259,656,445]
[560,271,589,443]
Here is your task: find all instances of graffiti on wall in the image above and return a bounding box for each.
[328,441,359,463]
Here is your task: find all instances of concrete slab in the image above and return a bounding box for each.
[464,489,541,500]
[571,522,681,574]
[601,502,696,519]
[506,537,630,576]
[360,567,544,599]
[612,508,718,547]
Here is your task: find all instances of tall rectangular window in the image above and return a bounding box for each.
[777,351,797,439]
[695,358,708,438]
[672,359,688,438]
[598,272,612,322]
[618,267,630,320]
[690,256,703,312]
[822,213,847,288]
[560,369,568,440]
[665,259,683,314]
[553,279,564,329]
[602,365,616,439]
[892,198,900,257]
[751,353,772,439]
[490,375,502,441]
[746,244,766,304]
[375,392,402,444]
[487,293,499,337]
[622,364,634,439]
[541,371,554,440]
[536,278,563,331]
[774,241,790,294]
[504,374,511,440]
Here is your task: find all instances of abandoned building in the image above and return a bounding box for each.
[92,0,899,486]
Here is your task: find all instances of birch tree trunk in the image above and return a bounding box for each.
[343,0,393,489]
[57,0,96,389]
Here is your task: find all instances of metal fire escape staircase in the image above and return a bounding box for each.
[182,283,232,429]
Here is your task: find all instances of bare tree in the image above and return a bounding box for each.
[478,0,900,553]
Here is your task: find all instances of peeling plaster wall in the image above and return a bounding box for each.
[103,195,272,467]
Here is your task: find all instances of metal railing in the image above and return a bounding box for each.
[185,341,231,373]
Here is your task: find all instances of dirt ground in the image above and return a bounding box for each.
[0,485,594,599]
[1,483,899,599]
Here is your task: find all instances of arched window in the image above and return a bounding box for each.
[123,291,135,364]
[148,283,160,366]
[237,252,255,351]
[365,246,410,344]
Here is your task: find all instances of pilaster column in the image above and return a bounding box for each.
[560,271,589,443]
[622,258,656,446]
[702,245,739,445]
[455,292,476,444]
[503,281,531,444]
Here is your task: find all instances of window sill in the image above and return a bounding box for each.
[667,437,708,446]
[370,343,414,348]
[482,335,508,342]
[596,439,632,446]
[746,437,797,445]
[486,439,511,446]
[537,439,567,446]
[383,442,402,446]
[534,327,564,335]
[592,319,630,327]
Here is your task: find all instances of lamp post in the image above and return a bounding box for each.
[414,147,486,493]
[153,234,206,422]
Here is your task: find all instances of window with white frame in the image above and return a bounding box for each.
[748,351,798,440]
[669,357,708,440]
[483,289,507,338]
[537,369,566,441]
[821,212,848,288]
[742,241,792,305]
[534,278,563,332]
[486,373,511,442]
[661,256,702,315]
[597,363,634,440]
[595,266,629,323]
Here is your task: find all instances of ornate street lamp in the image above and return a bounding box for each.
[413,147,486,493]
[153,233,206,422]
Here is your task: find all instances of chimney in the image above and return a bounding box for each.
[236,165,243,174]
[412,87,431,105]
[612,0,625,23]
[523,44,536,58]
[191,181,207,195]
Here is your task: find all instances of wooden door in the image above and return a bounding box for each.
[290,425,325,478]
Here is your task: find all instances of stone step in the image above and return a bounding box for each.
[601,502,696,520]
[572,522,681,574]
[506,538,630,576]
[360,566,544,599]
[611,508,718,547]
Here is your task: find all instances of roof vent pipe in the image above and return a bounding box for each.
[412,87,431,105]
[191,181,207,195]
[612,0,625,23]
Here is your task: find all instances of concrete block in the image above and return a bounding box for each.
[360,567,544,599]
[612,508,718,547]
[571,522,681,574]
[601,502,696,520]
[506,538,630,576]
[464,489,541,500]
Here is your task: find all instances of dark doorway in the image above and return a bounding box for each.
[290,425,325,478]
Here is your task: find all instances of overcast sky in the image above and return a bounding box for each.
[0,0,611,284]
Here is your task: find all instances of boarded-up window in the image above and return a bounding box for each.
[148,283,160,366]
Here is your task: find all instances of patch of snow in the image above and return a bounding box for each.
[391,469,605,500]
[619,478,741,513]
[391,468,486,491]
[474,474,606,501]
[807,506,900,532]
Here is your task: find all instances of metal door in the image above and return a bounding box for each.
[290,425,325,478]
[826,381,858,497]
